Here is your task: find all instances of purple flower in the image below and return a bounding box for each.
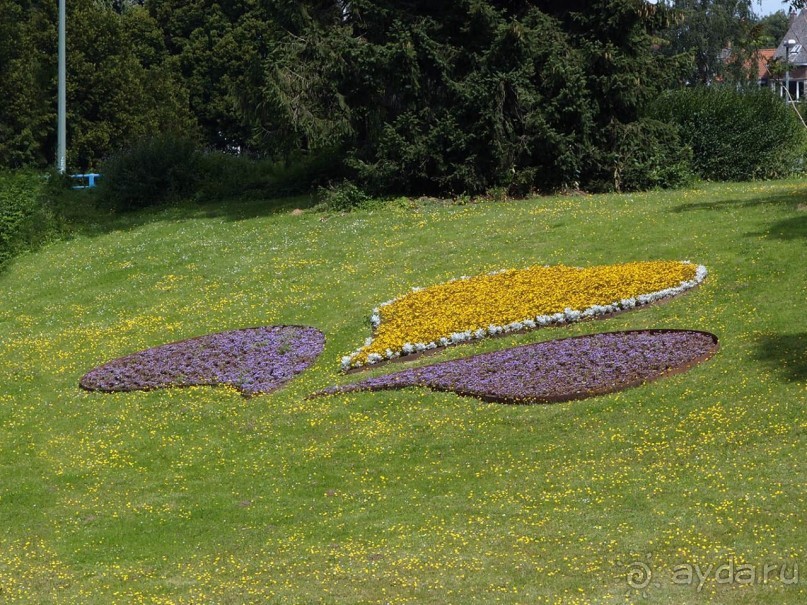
[80,326,325,397]
[312,330,718,404]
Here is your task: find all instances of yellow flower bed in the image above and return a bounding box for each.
[343,260,706,369]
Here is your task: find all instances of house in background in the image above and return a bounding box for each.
[771,9,807,100]
[756,48,777,87]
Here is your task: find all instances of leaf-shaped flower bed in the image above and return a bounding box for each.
[343,261,707,370]
[320,330,718,404]
[80,326,325,397]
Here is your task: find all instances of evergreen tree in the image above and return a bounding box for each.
[656,0,759,85]
[67,0,196,168]
[254,0,675,194]
[0,0,195,170]
[145,0,276,151]
[0,0,692,191]
[0,0,57,167]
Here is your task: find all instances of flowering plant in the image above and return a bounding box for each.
[342,261,707,370]
[323,330,719,403]
[80,326,325,397]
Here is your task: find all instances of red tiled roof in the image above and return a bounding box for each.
[757,48,776,80]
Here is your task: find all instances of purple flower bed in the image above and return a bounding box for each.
[80,326,325,397]
[312,330,718,404]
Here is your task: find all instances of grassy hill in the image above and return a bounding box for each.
[0,180,804,604]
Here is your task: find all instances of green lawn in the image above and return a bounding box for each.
[0,180,804,604]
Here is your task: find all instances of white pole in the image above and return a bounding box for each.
[57,0,66,173]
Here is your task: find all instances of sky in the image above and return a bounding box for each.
[755,0,792,16]
[646,1,792,17]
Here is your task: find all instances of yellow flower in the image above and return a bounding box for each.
[344,260,704,369]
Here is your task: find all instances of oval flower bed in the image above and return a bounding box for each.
[320,330,718,404]
[80,325,325,397]
[343,261,707,370]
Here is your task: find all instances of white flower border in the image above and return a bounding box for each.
[341,262,708,371]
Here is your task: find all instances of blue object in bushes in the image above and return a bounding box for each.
[70,173,101,189]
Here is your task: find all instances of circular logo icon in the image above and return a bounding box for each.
[627,561,652,589]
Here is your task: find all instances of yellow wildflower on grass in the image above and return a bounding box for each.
[343,260,706,369]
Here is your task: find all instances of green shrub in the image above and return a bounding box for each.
[195,152,271,201]
[316,181,371,212]
[264,148,349,199]
[98,137,348,211]
[197,148,347,202]
[611,119,694,192]
[97,134,201,211]
[0,171,57,270]
[649,87,806,181]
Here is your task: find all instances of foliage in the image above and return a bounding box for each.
[97,134,201,211]
[755,10,790,48]
[3,0,800,194]
[255,0,675,195]
[0,0,195,171]
[196,148,349,202]
[650,86,806,181]
[67,2,196,169]
[145,0,275,152]
[194,151,275,200]
[0,0,56,168]
[362,7,593,194]
[0,171,57,269]
[655,0,759,85]
[317,181,372,212]
[99,136,353,211]
[611,118,694,191]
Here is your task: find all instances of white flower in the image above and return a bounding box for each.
[564,308,581,321]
